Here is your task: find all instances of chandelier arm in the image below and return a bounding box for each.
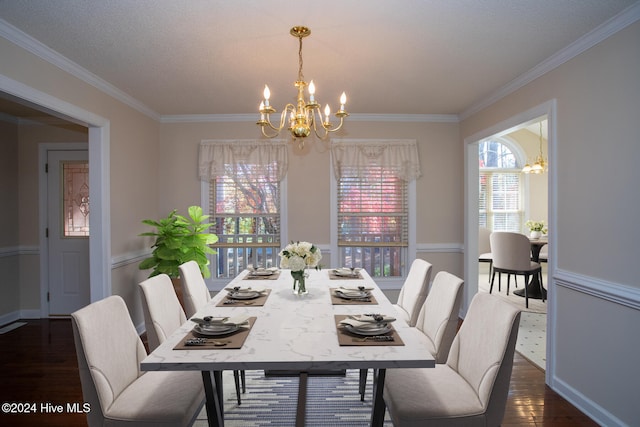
[262,104,297,132]
[326,117,346,133]
[310,108,329,140]
[260,126,281,139]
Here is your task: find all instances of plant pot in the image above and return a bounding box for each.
[530,231,542,239]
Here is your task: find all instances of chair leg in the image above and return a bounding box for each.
[490,270,496,293]
[233,370,242,405]
[524,274,529,309]
[539,270,546,302]
[359,369,368,401]
[488,261,493,283]
[241,370,246,393]
[506,274,511,295]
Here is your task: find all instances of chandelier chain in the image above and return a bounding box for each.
[298,34,304,82]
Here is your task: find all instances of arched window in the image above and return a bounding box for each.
[479,138,524,231]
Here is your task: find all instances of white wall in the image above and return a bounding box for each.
[461,20,640,427]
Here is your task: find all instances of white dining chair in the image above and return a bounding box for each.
[71,295,204,427]
[393,258,433,327]
[359,270,463,401]
[179,260,246,402]
[490,231,544,308]
[139,274,187,352]
[382,293,521,427]
[361,259,432,401]
[415,271,464,363]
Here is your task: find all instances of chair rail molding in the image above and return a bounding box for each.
[555,268,640,311]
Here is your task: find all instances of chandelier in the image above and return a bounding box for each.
[257,26,348,143]
[522,121,547,174]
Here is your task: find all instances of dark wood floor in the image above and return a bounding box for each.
[0,319,599,426]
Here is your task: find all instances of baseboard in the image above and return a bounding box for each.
[0,311,20,327]
[551,375,627,427]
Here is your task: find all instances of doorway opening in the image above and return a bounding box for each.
[464,100,556,381]
[1,75,111,318]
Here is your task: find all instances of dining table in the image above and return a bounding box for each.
[513,236,548,300]
[140,268,435,427]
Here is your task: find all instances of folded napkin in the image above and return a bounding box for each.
[247,267,278,275]
[333,267,360,275]
[338,285,374,292]
[192,315,251,327]
[339,314,396,329]
[335,289,371,299]
[224,285,266,293]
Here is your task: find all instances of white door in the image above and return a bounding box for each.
[47,150,90,315]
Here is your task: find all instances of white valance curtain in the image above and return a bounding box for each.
[330,139,422,181]
[198,139,288,182]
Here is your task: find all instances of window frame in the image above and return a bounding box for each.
[201,175,288,290]
[330,158,416,290]
[478,137,529,232]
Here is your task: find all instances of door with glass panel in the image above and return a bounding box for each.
[47,150,90,315]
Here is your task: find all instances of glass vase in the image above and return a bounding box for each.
[291,270,308,296]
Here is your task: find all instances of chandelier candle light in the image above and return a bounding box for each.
[279,241,322,296]
[522,121,548,174]
[257,26,348,145]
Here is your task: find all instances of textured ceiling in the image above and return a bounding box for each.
[0,0,637,117]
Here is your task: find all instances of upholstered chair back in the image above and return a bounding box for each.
[71,296,148,426]
[490,231,532,271]
[445,293,521,425]
[479,226,492,254]
[394,259,432,326]
[139,274,187,351]
[179,260,211,318]
[415,271,464,363]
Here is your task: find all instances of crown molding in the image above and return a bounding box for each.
[159,113,255,123]
[3,1,638,125]
[460,2,640,120]
[160,112,460,124]
[0,18,160,121]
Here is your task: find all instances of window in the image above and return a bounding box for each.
[199,140,287,280]
[479,139,523,231]
[331,139,420,280]
[337,165,408,277]
[209,163,281,278]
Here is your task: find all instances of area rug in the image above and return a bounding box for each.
[478,274,547,314]
[194,369,393,426]
[515,312,546,370]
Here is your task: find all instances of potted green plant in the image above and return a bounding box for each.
[139,205,218,279]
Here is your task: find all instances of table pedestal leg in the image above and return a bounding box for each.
[514,242,547,300]
[513,275,547,299]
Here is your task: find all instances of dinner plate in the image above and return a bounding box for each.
[194,324,239,336]
[228,290,262,300]
[333,268,359,277]
[343,324,392,336]
[334,290,370,299]
[250,269,276,276]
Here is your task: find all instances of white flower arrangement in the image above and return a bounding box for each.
[525,220,547,234]
[279,241,322,272]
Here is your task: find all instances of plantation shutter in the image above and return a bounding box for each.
[337,165,408,248]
